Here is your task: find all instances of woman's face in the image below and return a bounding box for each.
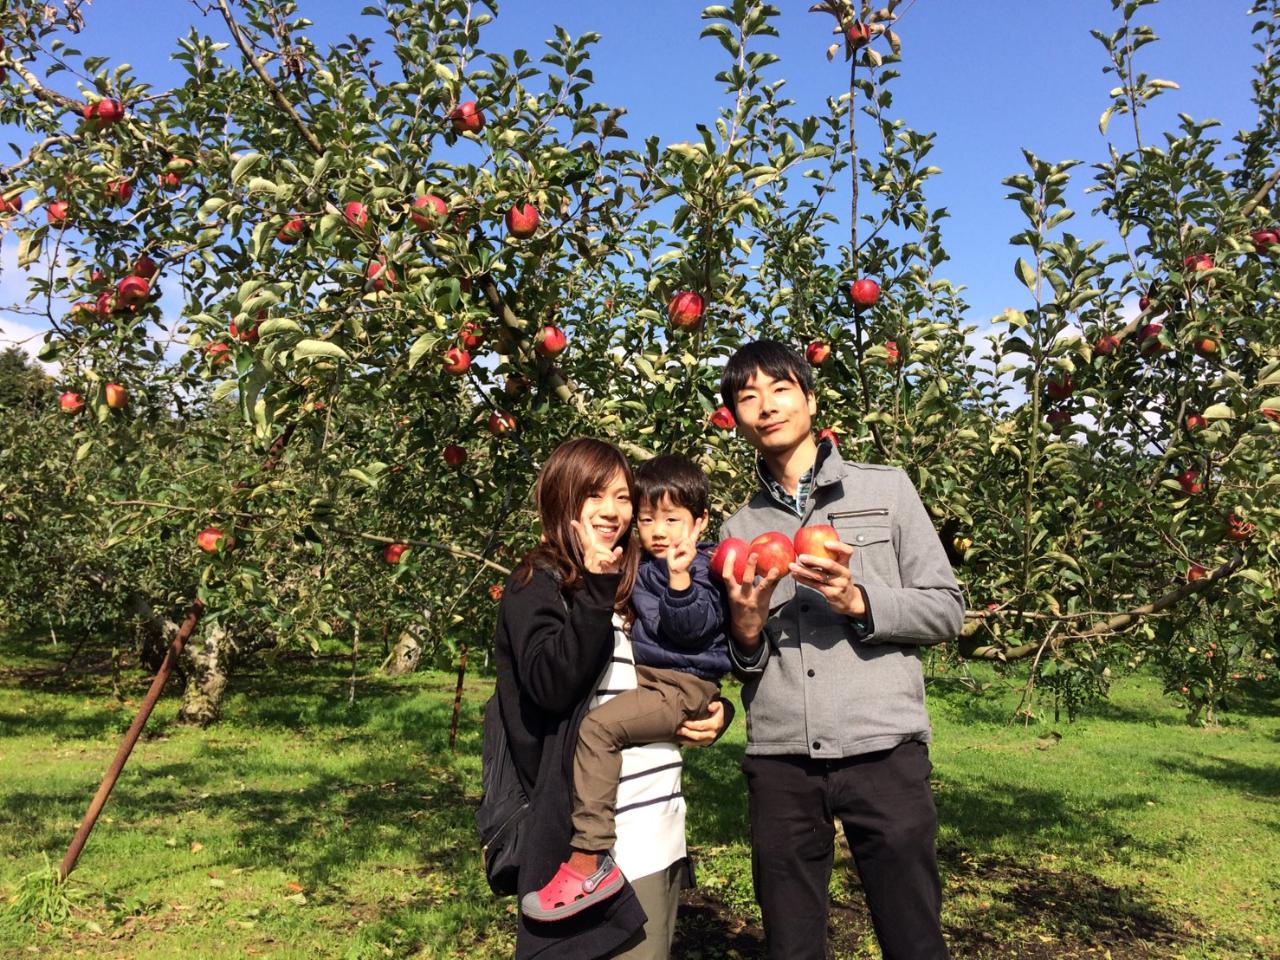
[578,469,633,551]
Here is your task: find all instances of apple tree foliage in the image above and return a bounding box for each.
[0,0,1277,723]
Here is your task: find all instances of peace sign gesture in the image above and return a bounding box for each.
[571,519,624,574]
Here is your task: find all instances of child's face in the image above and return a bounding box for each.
[635,495,704,558]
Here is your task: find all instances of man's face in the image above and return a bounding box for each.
[731,370,816,455]
[635,495,704,558]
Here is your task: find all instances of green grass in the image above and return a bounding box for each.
[0,642,1276,959]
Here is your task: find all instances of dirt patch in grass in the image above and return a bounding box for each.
[673,842,1211,960]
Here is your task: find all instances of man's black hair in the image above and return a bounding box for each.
[634,453,710,518]
[719,340,813,416]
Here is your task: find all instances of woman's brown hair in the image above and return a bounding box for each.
[513,438,638,613]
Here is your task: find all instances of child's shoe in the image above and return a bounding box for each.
[520,854,624,922]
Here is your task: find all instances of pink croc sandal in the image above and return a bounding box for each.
[520,855,624,922]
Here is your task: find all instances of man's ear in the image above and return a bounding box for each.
[806,392,818,418]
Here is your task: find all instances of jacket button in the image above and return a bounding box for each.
[856,534,866,543]
[812,741,821,750]
[800,603,811,613]
[807,669,815,678]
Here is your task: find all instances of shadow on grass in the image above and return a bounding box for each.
[1154,754,1280,812]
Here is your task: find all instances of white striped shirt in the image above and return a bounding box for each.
[592,616,686,881]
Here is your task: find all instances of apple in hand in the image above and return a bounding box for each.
[710,537,750,582]
[793,524,842,563]
[748,531,796,578]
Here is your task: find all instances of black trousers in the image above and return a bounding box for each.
[742,741,948,960]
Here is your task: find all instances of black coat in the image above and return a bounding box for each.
[493,566,647,960]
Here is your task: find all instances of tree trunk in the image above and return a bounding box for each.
[130,593,179,673]
[178,621,234,725]
[382,630,421,677]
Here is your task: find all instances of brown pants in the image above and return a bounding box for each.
[571,665,718,851]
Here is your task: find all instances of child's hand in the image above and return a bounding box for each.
[676,699,725,746]
[665,517,705,586]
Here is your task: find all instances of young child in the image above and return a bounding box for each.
[521,453,732,923]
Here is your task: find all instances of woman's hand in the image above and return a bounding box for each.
[571,519,624,574]
[676,698,726,747]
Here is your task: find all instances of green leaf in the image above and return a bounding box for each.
[294,339,350,361]
[408,333,440,370]
[1202,403,1234,420]
[231,153,263,183]
[1015,258,1036,290]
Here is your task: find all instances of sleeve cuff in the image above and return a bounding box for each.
[848,584,875,640]
[580,571,622,610]
[729,631,768,673]
[663,584,696,606]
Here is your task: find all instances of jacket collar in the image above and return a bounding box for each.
[754,437,848,507]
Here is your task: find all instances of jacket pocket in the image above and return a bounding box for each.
[830,509,898,586]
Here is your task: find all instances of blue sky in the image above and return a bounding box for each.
[0,1,1265,366]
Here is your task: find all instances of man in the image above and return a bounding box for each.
[717,340,963,960]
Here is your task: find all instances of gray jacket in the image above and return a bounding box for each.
[721,445,963,758]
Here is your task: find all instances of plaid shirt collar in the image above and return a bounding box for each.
[756,439,834,518]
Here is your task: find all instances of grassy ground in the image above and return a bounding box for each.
[0,640,1276,960]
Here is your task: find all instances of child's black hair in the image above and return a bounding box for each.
[634,454,710,518]
[719,339,813,416]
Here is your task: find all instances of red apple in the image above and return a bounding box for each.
[1250,229,1278,251]
[116,275,150,308]
[204,341,231,365]
[504,374,529,397]
[536,324,567,357]
[1177,469,1203,496]
[160,171,182,190]
[1138,295,1150,311]
[817,427,839,447]
[1139,323,1166,357]
[132,255,157,279]
[95,291,115,316]
[1185,413,1207,432]
[442,347,471,375]
[710,405,736,430]
[1193,336,1219,359]
[460,321,485,350]
[488,411,516,436]
[1046,410,1072,431]
[344,201,369,232]
[505,203,540,239]
[1183,253,1213,273]
[46,200,70,225]
[443,444,468,467]
[884,340,900,364]
[105,177,132,204]
[793,524,842,563]
[667,291,705,329]
[277,218,305,244]
[410,193,448,229]
[748,531,797,578]
[449,100,485,135]
[1046,375,1074,400]
[1094,334,1120,356]
[847,22,872,48]
[59,391,85,415]
[806,342,831,365]
[0,193,22,215]
[1225,513,1255,542]
[229,316,260,343]
[849,278,880,308]
[104,383,128,409]
[488,583,505,602]
[710,537,751,583]
[196,526,234,554]
[68,302,98,322]
[1263,408,1280,424]
[1186,564,1207,583]
[95,98,123,124]
[383,543,408,565]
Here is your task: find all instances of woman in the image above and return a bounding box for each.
[493,438,728,959]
